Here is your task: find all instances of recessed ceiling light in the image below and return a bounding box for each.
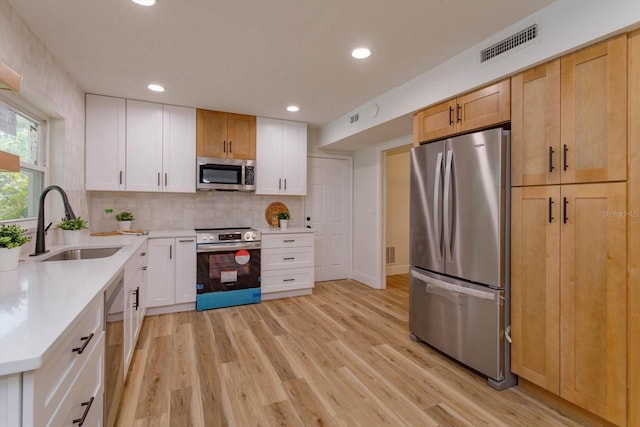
[286,105,300,112]
[352,47,371,59]
[132,0,156,6]
[147,84,165,92]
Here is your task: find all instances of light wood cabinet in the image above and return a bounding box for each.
[511,182,627,425]
[512,36,627,187]
[560,35,627,184]
[256,117,308,195]
[511,185,560,394]
[196,109,256,159]
[628,28,640,427]
[413,79,510,145]
[511,59,561,186]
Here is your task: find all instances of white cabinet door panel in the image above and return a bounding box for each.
[85,94,126,190]
[175,237,197,304]
[126,100,163,192]
[256,117,284,194]
[146,238,175,307]
[163,105,196,193]
[282,121,307,195]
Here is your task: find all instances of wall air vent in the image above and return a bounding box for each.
[481,24,538,63]
[350,113,359,124]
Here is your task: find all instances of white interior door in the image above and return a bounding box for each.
[304,156,351,281]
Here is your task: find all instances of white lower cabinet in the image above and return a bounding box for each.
[261,231,315,300]
[21,294,105,427]
[124,241,147,375]
[146,236,197,313]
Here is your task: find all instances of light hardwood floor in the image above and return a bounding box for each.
[115,275,583,426]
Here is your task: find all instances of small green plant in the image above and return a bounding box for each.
[278,212,290,220]
[0,224,31,248]
[115,211,134,221]
[58,217,88,230]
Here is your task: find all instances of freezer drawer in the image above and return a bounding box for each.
[409,268,505,381]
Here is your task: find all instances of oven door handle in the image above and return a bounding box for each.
[197,242,261,253]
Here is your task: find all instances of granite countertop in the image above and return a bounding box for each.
[0,234,148,376]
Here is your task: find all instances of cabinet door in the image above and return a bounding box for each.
[511,60,561,187]
[413,99,457,145]
[256,117,284,194]
[281,121,307,195]
[196,109,226,158]
[629,28,640,427]
[85,94,126,190]
[146,238,176,307]
[457,79,510,133]
[174,237,197,304]
[227,113,256,160]
[560,34,627,184]
[126,100,163,192]
[560,182,627,425]
[510,186,560,394]
[163,105,196,193]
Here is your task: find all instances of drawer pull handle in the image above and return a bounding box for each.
[283,239,295,243]
[73,396,95,426]
[179,239,195,243]
[72,333,94,355]
[283,257,295,260]
[283,278,295,282]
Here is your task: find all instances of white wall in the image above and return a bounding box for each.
[352,136,412,288]
[319,0,640,148]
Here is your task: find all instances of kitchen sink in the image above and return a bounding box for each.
[41,246,123,262]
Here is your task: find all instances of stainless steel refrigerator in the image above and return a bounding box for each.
[409,127,517,390]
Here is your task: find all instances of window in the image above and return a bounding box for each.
[0,98,46,222]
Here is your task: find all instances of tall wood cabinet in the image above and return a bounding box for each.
[196,109,256,159]
[628,28,640,427]
[510,34,629,426]
[413,79,510,145]
[512,35,627,186]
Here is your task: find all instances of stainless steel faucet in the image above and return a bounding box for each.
[30,185,76,256]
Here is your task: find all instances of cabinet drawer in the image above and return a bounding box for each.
[47,332,105,427]
[261,267,314,293]
[28,295,103,425]
[262,233,314,249]
[261,247,314,270]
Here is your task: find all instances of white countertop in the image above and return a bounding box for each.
[0,234,148,376]
[257,227,315,234]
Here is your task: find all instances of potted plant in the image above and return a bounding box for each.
[115,211,135,231]
[58,216,89,245]
[0,224,31,271]
[278,212,290,231]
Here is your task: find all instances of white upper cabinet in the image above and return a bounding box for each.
[256,117,307,195]
[126,100,164,192]
[85,94,126,191]
[85,95,196,193]
[162,105,196,193]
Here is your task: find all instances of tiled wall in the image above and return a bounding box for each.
[87,191,305,232]
[0,0,86,254]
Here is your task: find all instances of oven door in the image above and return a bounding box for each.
[196,246,261,293]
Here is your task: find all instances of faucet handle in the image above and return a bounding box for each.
[45,222,53,233]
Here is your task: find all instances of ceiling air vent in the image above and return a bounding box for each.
[481,24,538,63]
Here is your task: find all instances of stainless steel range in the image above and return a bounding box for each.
[195,227,261,310]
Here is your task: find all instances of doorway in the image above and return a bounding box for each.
[383,145,411,286]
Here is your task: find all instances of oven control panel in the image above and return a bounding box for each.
[195,228,261,244]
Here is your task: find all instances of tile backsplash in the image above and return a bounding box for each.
[87,191,305,232]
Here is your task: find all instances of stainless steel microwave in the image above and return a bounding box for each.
[196,157,256,191]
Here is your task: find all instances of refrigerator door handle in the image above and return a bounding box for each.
[433,152,443,261]
[443,149,454,263]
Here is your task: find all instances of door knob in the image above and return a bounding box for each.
[306,217,310,221]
